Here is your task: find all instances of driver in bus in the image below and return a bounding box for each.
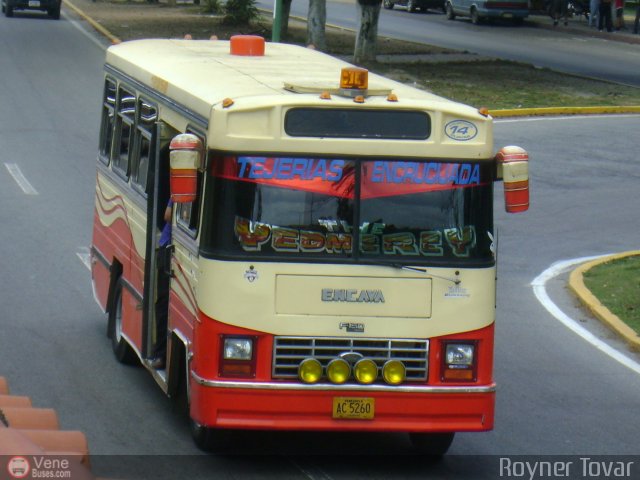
[150,199,173,369]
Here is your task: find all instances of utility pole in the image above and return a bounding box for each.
[272,0,283,42]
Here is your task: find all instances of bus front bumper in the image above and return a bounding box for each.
[190,373,495,432]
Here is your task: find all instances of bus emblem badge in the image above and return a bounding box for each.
[339,322,365,333]
[244,267,259,283]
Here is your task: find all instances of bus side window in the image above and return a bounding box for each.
[176,198,199,234]
[175,138,204,237]
[133,135,151,193]
[98,78,116,165]
[131,99,157,193]
[112,87,136,177]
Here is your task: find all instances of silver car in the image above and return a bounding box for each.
[383,0,446,13]
[445,0,529,24]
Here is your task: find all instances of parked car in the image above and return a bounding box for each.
[2,0,61,19]
[383,0,446,13]
[445,0,528,24]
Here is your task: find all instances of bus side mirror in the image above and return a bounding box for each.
[495,146,529,213]
[169,133,203,203]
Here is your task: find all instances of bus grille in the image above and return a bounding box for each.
[272,336,429,382]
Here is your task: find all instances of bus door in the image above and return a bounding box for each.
[136,111,172,367]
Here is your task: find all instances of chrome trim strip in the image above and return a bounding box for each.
[90,245,110,269]
[191,371,495,394]
[90,246,109,314]
[172,328,192,354]
[146,364,169,394]
[120,276,143,303]
[91,277,106,314]
[121,331,142,360]
[171,328,193,400]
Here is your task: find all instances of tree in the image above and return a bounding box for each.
[354,0,382,64]
[279,0,293,39]
[202,0,222,14]
[307,0,327,51]
[223,0,259,25]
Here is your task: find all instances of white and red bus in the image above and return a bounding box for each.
[90,35,529,454]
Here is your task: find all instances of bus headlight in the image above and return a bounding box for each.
[445,343,474,366]
[382,360,406,385]
[220,336,256,378]
[326,358,351,384]
[354,359,378,384]
[298,358,323,384]
[443,342,476,382]
[223,337,253,360]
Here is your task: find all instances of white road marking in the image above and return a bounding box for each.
[77,247,91,270]
[4,163,39,195]
[531,256,640,376]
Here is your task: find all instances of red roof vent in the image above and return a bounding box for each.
[230,35,265,56]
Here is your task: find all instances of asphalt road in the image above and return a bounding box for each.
[1,7,640,480]
[258,0,640,86]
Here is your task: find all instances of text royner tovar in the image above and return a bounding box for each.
[499,457,634,479]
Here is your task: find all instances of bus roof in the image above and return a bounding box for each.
[105,39,493,158]
[107,39,480,118]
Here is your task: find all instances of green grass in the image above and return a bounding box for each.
[583,256,640,335]
[369,60,640,110]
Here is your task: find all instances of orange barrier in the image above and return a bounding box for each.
[1,407,59,429]
[0,376,118,480]
[0,394,32,408]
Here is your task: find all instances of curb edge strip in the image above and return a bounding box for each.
[569,251,640,350]
[63,0,121,44]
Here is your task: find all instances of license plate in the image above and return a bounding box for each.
[28,0,40,6]
[503,13,513,18]
[332,397,374,420]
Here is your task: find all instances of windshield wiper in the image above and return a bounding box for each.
[389,264,461,285]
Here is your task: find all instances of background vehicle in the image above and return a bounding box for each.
[1,0,61,19]
[445,0,529,24]
[383,0,446,13]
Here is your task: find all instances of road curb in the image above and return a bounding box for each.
[63,0,121,44]
[568,251,640,350]
[490,105,640,117]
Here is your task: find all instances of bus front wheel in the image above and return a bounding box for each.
[409,432,455,456]
[190,419,226,452]
[108,279,139,365]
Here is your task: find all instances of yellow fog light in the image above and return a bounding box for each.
[327,358,351,384]
[298,358,322,384]
[382,360,406,385]
[354,359,378,384]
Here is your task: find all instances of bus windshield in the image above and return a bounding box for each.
[201,156,494,266]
